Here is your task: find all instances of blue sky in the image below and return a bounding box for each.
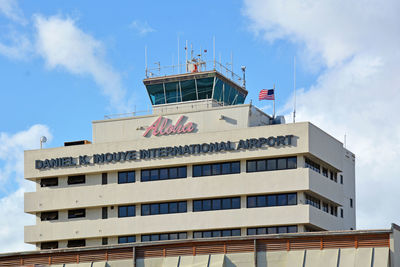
[0,0,399,252]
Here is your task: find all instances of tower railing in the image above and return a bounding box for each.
[145,60,243,86]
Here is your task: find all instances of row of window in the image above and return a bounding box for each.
[193,161,240,177]
[247,157,297,173]
[247,193,297,208]
[305,157,341,184]
[193,229,241,238]
[141,201,187,216]
[40,224,301,249]
[141,166,187,181]
[141,232,187,242]
[40,175,85,187]
[39,156,300,187]
[40,193,301,221]
[305,194,339,217]
[193,197,241,212]
[247,225,298,235]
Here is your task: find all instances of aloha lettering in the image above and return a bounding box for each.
[143,115,195,137]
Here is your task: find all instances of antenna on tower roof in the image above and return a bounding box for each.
[293,56,297,123]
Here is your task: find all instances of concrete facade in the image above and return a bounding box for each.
[24,99,356,249]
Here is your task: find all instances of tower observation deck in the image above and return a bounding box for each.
[143,49,248,107]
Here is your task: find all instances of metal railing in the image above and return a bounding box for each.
[145,60,244,86]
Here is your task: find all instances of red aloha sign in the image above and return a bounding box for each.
[143,116,195,137]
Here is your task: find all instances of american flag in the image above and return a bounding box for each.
[259,89,275,100]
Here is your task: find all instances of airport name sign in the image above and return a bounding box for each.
[35,135,294,170]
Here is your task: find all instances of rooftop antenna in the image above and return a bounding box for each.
[344,133,347,148]
[293,56,296,123]
[40,136,47,149]
[155,61,160,75]
[185,40,188,72]
[230,51,234,79]
[145,45,148,78]
[213,36,216,70]
[177,35,180,74]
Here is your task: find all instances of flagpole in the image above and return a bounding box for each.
[273,84,276,119]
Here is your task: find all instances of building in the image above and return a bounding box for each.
[24,60,356,251]
[1,225,399,266]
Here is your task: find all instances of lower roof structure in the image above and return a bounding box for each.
[1,224,399,267]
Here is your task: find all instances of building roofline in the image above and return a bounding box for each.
[0,228,393,258]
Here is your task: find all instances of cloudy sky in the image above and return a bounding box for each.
[0,0,399,252]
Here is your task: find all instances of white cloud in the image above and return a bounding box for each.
[0,0,26,24]
[34,15,129,112]
[244,0,400,229]
[0,31,31,60]
[0,124,51,252]
[129,20,155,35]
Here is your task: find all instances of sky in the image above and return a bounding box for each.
[0,0,399,252]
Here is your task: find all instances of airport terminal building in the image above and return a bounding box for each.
[23,67,356,251]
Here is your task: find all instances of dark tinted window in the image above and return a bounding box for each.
[40,211,58,221]
[118,236,136,243]
[68,209,85,219]
[287,157,297,169]
[247,196,257,208]
[194,197,241,212]
[67,175,85,185]
[118,171,135,184]
[194,229,241,239]
[247,157,297,173]
[141,232,187,242]
[141,166,187,181]
[141,201,187,216]
[102,173,107,185]
[67,239,85,248]
[41,241,58,249]
[40,177,58,187]
[193,161,240,177]
[267,159,277,171]
[118,205,135,217]
[277,158,287,170]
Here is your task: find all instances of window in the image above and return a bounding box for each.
[341,208,344,218]
[67,239,85,248]
[40,177,58,187]
[193,161,240,177]
[102,207,108,219]
[340,174,343,184]
[350,198,353,208]
[331,206,338,217]
[118,171,135,184]
[68,209,85,219]
[102,173,107,185]
[118,205,135,217]
[194,229,241,238]
[193,197,240,212]
[141,232,187,242]
[118,236,136,243]
[40,211,58,221]
[41,241,58,249]
[141,201,186,216]
[323,202,329,213]
[322,168,328,177]
[305,194,320,209]
[247,157,296,173]
[102,237,108,245]
[67,175,85,185]
[141,166,186,182]
[305,158,320,173]
[247,193,297,208]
